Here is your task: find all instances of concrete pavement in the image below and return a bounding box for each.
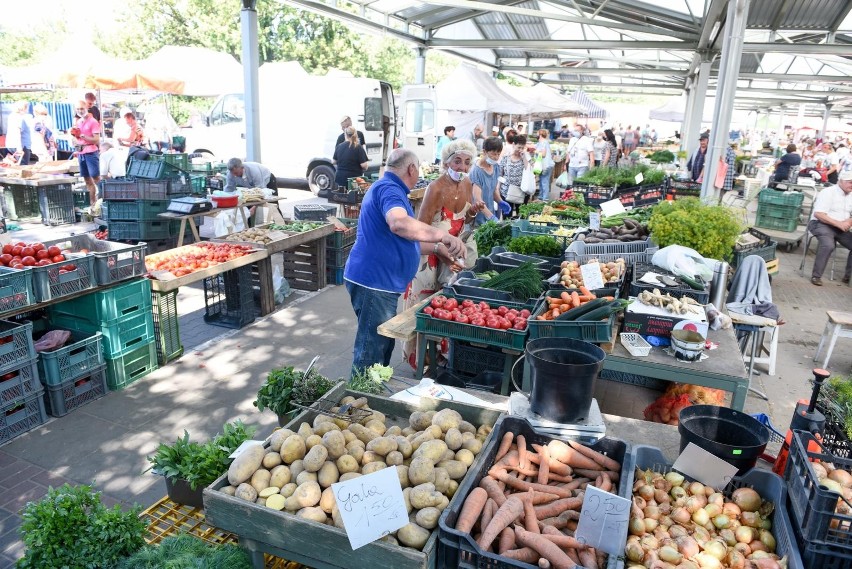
[0,194,850,566]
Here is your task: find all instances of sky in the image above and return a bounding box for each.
[1,0,125,36]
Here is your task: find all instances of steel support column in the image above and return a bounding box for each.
[821,104,832,140]
[684,59,711,160]
[702,0,750,201]
[241,1,261,161]
[414,48,426,84]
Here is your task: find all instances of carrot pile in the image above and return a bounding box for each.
[536,288,613,321]
[454,432,622,569]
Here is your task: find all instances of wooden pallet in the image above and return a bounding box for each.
[281,242,327,291]
[140,496,302,568]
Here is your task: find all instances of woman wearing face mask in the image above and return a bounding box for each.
[602,129,619,168]
[593,132,606,167]
[402,139,481,370]
[499,134,530,216]
[470,136,508,223]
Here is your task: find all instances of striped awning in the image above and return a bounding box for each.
[570,90,609,119]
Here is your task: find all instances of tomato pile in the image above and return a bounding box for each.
[423,295,530,331]
[0,241,73,270]
[94,229,108,240]
[145,242,254,277]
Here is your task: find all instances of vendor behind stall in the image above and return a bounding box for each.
[224,158,277,192]
[344,148,465,374]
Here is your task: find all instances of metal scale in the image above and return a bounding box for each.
[167,197,213,215]
[508,393,606,444]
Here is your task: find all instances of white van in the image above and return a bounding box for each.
[182,72,395,194]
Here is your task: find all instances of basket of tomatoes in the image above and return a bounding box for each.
[415,294,533,351]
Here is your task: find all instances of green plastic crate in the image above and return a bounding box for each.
[36,331,104,387]
[127,158,181,179]
[150,153,189,172]
[0,320,36,376]
[758,188,805,207]
[755,212,798,232]
[190,175,206,194]
[152,290,183,365]
[0,357,41,406]
[102,199,170,221]
[104,341,157,391]
[50,278,152,327]
[414,294,532,351]
[48,310,155,359]
[0,391,47,446]
[325,218,358,249]
[106,220,178,241]
[0,267,35,316]
[527,292,617,342]
[756,201,801,220]
[73,190,91,209]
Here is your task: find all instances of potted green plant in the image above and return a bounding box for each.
[254,365,340,425]
[145,420,256,508]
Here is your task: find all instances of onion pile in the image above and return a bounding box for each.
[810,461,852,522]
[626,469,787,569]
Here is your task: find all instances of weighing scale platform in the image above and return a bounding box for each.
[167,197,214,215]
[508,393,606,443]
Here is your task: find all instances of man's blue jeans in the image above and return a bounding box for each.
[346,280,400,376]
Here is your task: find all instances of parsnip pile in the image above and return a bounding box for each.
[637,289,703,316]
[454,432,622,569]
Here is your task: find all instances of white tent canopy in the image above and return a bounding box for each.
[649,94,714,124]
[499,83,584,119]
[434,64,527,114]
[134,46,243,96]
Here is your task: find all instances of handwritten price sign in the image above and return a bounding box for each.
[574,485,631,555]
[332,466,408,550]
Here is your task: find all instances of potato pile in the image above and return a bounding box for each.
[224,226,279,244]
[219,396,492,551]
[559,258,625,288]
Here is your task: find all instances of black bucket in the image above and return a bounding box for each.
[678,405,769,474]
[164,476,204,509]
[526,338,605,423]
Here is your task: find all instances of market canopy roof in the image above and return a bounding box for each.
[280,0,852,119]
[434,63,528,114]
[570,90,608,119]
[499,82,585,118]
[650,94,715,123]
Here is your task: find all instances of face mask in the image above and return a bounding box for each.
[485,157,498,166]
[447,168,466,182]
[572,131,581,138]
[76,109,88,118]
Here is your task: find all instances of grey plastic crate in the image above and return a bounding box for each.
[43,364,107,417]
[42,234,146,286]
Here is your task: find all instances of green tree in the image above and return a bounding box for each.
[0,23,67,66]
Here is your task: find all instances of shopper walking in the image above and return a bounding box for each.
[535,129,555,200]
[71,100,101,205]
[5,102,34,166]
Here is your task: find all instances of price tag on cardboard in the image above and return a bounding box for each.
[635,172,644,185]
[580,262,605,290]
[575,486,631,555]
[599,198,626,217]
[228,441,265,459]
[589,212,600,231]
[266,230,289,241]
[672,442,739,490]
[333,465,408,550]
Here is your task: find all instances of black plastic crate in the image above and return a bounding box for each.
[152,290,183,365]
[668,180,702,198]
[629,262,710,303]
[37,185,76,226]
[732,241,777,268]
[437,416,629,569]
[3,185,40,220]
[326,266,344,285]
[203,265,255,329]
[616,184,666,208]
[43,364,107,417]
[0,390,47,445]
[325,245,353,270]
[786,430,852,549]
[799,540,852,569]
[446,340,522,392]
[293,204,337,221]
[107,220,178,241]
[573,183,617,206]
[145,238,179,255]
[325,218,358,249]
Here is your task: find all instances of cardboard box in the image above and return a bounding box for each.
[622,298,709,339]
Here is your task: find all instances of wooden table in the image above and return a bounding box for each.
[148,248,269,293]
[157,197,287,247]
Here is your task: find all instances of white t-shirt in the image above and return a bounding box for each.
[811,184,852,222]
[568,136,594,168]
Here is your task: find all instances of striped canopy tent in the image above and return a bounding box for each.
[569,90,609,119]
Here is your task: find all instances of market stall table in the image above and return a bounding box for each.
[157,197,287,247]
[147,248,269,294]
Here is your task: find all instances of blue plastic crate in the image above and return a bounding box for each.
[0,320,36,376]
[0,357,41,406]
[43,364,107,417]
[0,390,47,446]
[36,331,104,387]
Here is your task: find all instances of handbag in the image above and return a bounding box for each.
[506,184,525,204]
[521,166,536,195]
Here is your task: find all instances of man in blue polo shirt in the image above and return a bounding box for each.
[345,148,466,374]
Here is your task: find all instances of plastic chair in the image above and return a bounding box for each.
[799,225,843,281]
[814,311,852,369]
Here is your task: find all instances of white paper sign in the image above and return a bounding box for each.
[581,262,605,291]
[635,172,644,185]
[575,485,631,556]
[599,198,627,217]
[229,440,265,459]
[332,465,408,550]
[588,212,600,231]
[672,442,740,490]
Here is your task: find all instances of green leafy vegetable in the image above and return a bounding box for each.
[115,534,252,568]
[647,150,675,163]
[268,222,325,232]
[474,221,512,255]
[349,364,389,395]
[648,198,743,261]
[481,262,543,300]
[574,165,666,187]
[254,366,339,418]
[507,235,564,258]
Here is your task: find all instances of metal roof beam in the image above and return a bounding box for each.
[738,73,852,83]
[417,0,696,39]
[417,0,526,30]
[741,42,852,54]
[569,0,699,35]
[428,39,695,49]
[278,0,427,44]
[499,65,685,75]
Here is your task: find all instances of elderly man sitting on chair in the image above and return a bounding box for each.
[809,170,852,286]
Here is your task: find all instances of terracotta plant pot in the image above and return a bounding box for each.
[164,476,204,509]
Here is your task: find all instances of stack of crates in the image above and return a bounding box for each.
[203,265,255,329]
[36,326,107,417]
[47,279,158,391]
[755,189,804,232]
[38,183,76,226]
[3,185,40,221]
[0,320,48,445]
[325,218,357,285]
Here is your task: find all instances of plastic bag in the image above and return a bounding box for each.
[211,211,235,237]
[533,157,543,175]
[521,166,536,195]
[34,330,72,353]
[555,171,569,188]
[644,383,725,425]
[272,265,291,304]
[651,245,714,280]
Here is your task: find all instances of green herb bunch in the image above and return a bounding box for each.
[518,197,591,219]
[574,164,666,187]
[473,221,512,255]
[115,533,251,569]
[648,198,743,261]
[826,376,852,439]
[647,150,675,163]
[507,235,564,258]
[17,484,146,569]
[254,366,339,418]
[145,420,257,490]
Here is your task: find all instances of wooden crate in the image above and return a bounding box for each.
[203,383,504,569]
[140,496,302,568]
[281,242,326,291]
